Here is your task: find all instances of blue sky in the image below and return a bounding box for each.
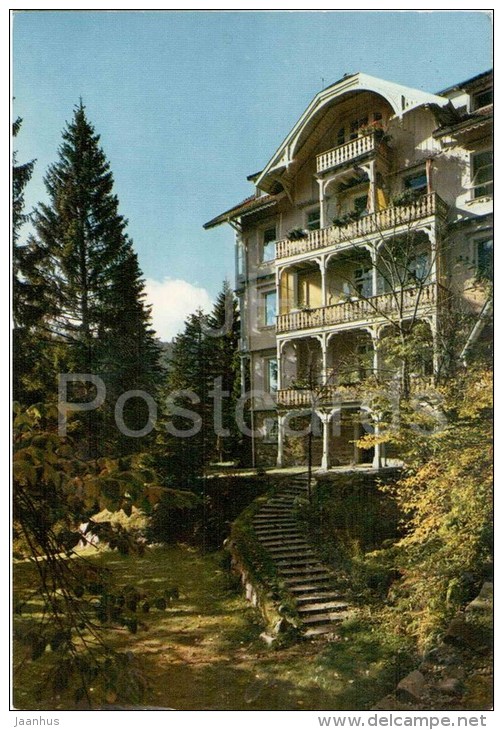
[12,10,492,339]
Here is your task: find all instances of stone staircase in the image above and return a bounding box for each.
[252,474,352,638]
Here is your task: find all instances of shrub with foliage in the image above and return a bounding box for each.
[13,403,193,706]
[378,367,493,647]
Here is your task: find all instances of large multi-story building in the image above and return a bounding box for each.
[204,70,493,470]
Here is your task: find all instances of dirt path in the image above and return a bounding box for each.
[14,545,407,710]
[100,546,405,710]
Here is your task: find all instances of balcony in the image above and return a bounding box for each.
[316,131,382,174]
[277,283,437,334]
[275,193,448,261]
[277,374,435,409]
[276,384,361,408]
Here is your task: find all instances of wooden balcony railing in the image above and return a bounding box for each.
[276,384,361,408]
[275,193,448,260]
[316,132,380,173]
[276,283,437,334]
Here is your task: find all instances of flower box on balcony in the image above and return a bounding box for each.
[286,228,308,241]
[332,211,360,228]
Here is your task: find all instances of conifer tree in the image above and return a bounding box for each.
[167,309,214,477]
[26,102,161,453]
[12,117,51,403]
[205,280,242,462]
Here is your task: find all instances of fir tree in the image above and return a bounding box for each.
[12,117,51,403]
[205,280,242,463]
[26,102,161,452]
[167,309,214,477]
[12,117,35,248]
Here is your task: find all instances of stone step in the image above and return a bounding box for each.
[253,527,300,534]
[258,532,308,550]
[267,549,315,558]
[278,564,328,576]
[304,625,340,638]
[253,524,298,530]
[262,505,293,511]
[255,535,304,542]
[285,577,333,589]
[256,535,304,541]
[257,509,293,516]
[253,517,297,524]
[264,538,309,544]
[254,527,301,535]
[301,611,352,624]
[295,591,345,603]
[297,601,349,613]
[275,557,322,567]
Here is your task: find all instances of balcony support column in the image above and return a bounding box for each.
[319,411,332,471]
[423,226,440,377]
[317,178,329,228]
[315,333,329,386]
[315,255,328,307]
[372,418,383,470]
[361,161,377,214]
[276,413,285,468]
[277,339,289,391]
[370,246,379,297]
[370,325,382,377]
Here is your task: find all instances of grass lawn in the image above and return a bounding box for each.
[13,545,411,711]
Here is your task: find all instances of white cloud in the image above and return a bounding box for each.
[144,277,213,341]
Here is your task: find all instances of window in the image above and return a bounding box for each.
[357,341,373,379]
[476,237,493,280]
[262,227,276,262]
[472,151,493,199]
[306,208,320,231]
[354,267,372,298]
[408,252,429,284]
[337,127,345,146]
[354,195,368,217]
[264,290,276,327]
[266,358,278,393]
[404,170,427,195]
[473,88,492,110]
[350,116,368,138]
[349,120,359,140]
[263,418,278,443]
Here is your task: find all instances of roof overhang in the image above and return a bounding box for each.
[433,111,492,140]
[255,72,450,193]
[203,192,282,230]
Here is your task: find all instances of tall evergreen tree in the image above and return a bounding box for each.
[205,280,242,462]
[12,117,35,248]
[164,281,242,475]
[167,309,214,478]
[12,117,52,403]
[25,102,161,452]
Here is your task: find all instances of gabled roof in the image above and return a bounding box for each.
[255,72,450,193]
[203,71,456,230]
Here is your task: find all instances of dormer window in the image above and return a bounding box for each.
[472,88,493,111]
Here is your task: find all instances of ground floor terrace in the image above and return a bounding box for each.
[253,404,398,471]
